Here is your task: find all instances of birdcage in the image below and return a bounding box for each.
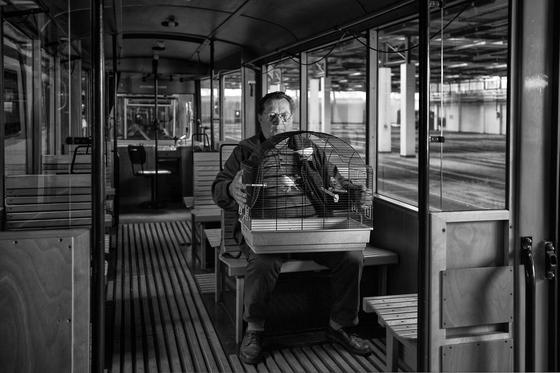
[239,131,373,254]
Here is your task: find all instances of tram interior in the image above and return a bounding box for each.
[0,0,521,372]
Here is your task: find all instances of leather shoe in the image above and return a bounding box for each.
[327,326,372,356]
[239,330,264,365]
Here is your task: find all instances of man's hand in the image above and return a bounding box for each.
[228,170,247,207]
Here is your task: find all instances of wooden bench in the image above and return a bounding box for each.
[363,293,418,372]
[4,174,113,230]
[215,237,399,343]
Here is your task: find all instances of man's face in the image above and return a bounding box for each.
[258,98,294,139]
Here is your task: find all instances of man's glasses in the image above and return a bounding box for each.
[265,112,292,122]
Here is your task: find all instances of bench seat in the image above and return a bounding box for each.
[4,174,113,231]
[214,241,399,343]
[363,293,418,372]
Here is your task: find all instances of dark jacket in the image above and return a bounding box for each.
[212,133,265,212]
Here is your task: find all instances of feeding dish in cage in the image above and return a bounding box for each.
[239,131,373,254]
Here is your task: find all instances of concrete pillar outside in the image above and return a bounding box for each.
[323,77,332,134]
[400,63,416,157]
[378,67,392,152]
[308,78,321,132]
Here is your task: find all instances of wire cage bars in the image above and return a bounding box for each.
[239,131,373,254]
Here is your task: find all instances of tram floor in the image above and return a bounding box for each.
[195,261,386,357]
[108,208,388,372]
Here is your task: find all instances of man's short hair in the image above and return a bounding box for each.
[257,91,295,114]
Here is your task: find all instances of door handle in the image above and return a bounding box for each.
[521,236,535,372]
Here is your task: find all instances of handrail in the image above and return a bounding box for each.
[193,131,211,151]
[520,236,536,372]
[70,144,91,174]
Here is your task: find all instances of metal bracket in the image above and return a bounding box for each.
[545,241,557,280]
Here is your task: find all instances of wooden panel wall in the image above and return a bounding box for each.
[441,339,513,372]
[429,210,512,372]
[0,229,90,372]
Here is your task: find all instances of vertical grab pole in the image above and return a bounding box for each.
[418,0,431,371]
[152,55,159,206]
[91,0,105,371]
[520,236,536,372]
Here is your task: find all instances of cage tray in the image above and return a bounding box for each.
[241,217,372,254]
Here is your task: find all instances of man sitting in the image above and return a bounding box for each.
[212,91,373,365]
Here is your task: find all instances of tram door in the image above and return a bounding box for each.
[422,1,515,370]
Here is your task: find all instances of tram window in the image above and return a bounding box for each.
[375,0,509,210]
[119,97,178,142]
[200,77,220,146]
[4,70,23,138]
[376,21,419,206]
[223,70,242,142]
[427,0,508,210]
[307,37,367,159]
[3,22,32,175]
[266,58,300,128]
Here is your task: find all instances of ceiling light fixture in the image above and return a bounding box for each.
[162,15,179,28]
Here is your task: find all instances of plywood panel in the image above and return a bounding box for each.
[441,339,513,372]
[446,220,506,268]
[441,266,513,328]
[0,230,90,372]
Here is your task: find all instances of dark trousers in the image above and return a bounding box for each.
[242,248,364,328]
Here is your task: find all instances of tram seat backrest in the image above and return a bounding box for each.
[4,174,93,230]
[192,151,221,207]
[128,144,148,175]
[42,154,92,174]
[192,132,211,151]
